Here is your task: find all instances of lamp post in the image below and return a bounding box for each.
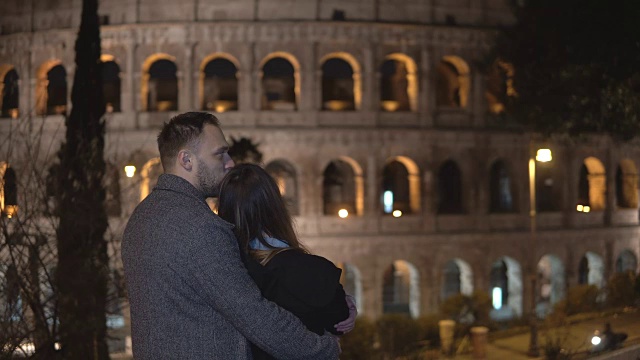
[527,144,552,357]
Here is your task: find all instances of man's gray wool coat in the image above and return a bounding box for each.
[122,174,339,359]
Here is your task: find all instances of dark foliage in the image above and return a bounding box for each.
[490,0,640,140]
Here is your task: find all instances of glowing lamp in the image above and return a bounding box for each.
[338,209,349,218]
[124,165,136,178]
[535,149,552,162]
[392,210,402,218]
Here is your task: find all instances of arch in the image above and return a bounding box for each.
[578,251,604,288]
[0,65,19,118]
[489,159,515,213]
[437,160,463,214]
[1,264,23,322]
[382,260,420,318]
[436,56,470,108]
[2,165,17,218]
[380,53,418,112]
[319,52,361,111]
[321,57,355,111]
[615,249,637,273]
[489,256,522,320]
[140,157,162,201]
[35,59,62,115]
[141,53,177,112]
[441,258,473,300]
[616,159,638,209]
[337,262,363,315]
[322,157,364,216]
[260,52,300,111]
[484,59,515,114]
[536,254,565,317]
[265,159,299,216]
[0,162,6,211]
[199,54,239,112]
[577,157,606,211]
[381,156,420,214]
[102,58,121,112]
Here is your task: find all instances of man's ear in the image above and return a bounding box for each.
[178,150,193,171]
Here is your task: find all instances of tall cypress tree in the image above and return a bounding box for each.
[54,0,110,357]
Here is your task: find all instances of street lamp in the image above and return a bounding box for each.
[528,145,552,357]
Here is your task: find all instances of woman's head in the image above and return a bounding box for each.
[218,163,302,253]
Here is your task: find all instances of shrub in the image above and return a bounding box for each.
[376,313,421,358]
[553,285,599,315]
[339,316,380,360]
[416,314,443,349]
[439,291,492,327]
[606,271,637,308]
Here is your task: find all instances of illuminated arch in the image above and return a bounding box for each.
[442,258,473,300]
[199,53,240,112]
[101,54,121,113]
[0,64,19,118]
[319,52,361,110]
[35,59,64,115]
[615,249,637,273]
[382,259,420,318]
[382,156,421,214]
[259,52,300,111]
[616,159,638,209]
[265,159,299,215]
[489,256,522,319]
[337,262,363,315]
[141,53,177,112]
[437,55,470,108]
[0,161,7,211]
[140,157,162,201]
[381,53,418,112]
[578,251,604,288]
[536,254,565,316]
[577,157,606,211]
[485,59,515,114]
[322,156,364,216]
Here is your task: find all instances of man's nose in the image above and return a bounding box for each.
[225,157,235,169]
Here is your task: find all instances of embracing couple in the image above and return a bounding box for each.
[122,112,357,359]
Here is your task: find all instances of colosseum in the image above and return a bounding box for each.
[1,0,639,354]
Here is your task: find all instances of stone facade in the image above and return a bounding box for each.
[1,1,640,351]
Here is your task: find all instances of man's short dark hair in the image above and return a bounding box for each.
[157,112,220,171]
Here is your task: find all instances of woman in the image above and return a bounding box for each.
[218,163,356,359]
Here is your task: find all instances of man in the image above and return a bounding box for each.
[122,112,340,359]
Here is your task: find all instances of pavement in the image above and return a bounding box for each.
[452,309,640,360]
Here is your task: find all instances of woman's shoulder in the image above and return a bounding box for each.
[270,250,340,272]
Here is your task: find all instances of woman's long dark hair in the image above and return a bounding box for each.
[218,163,307,264]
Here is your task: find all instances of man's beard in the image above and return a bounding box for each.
[196,162,220,198]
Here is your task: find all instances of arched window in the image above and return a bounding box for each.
[436,56,470,108]
[1,68,19,118]
[578,252,604,288]
[323,160,357,216]
[577,157,606,211]
[437,160,463,214]
[338,263,363,314]
[201,57,238,112]
[382,260,420,318]
[102,60,121,113]
[46,65,68,115]
[380,59,410,112]
[489,160,514,213]
[536,254,565,316]
[261,57,297,111]
[442,259,473,300]
[140,158,162,201]
[147,59,178,112]
[321,58,355,111]
[265,160,299,216]
[489,256,522,319]
[615,250,637,273]
[615,160,638,209]
[2,166,17,218]
[485,60,515,114]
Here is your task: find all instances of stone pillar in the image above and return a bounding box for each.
[178,44,194,111]
[471,326,489,359]
[366,155,378,216]
[439,319,456,355]
[420,48,433,127]
[125,42,137,113]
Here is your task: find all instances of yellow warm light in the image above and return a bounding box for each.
[536,149,552,162]
[576,205,584,212]
[10,109,19,119]
[338,209,349,218]
[4,205,18,218]
[124,165,136,178]
[583,206,590,213]
[392,210,402,218]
